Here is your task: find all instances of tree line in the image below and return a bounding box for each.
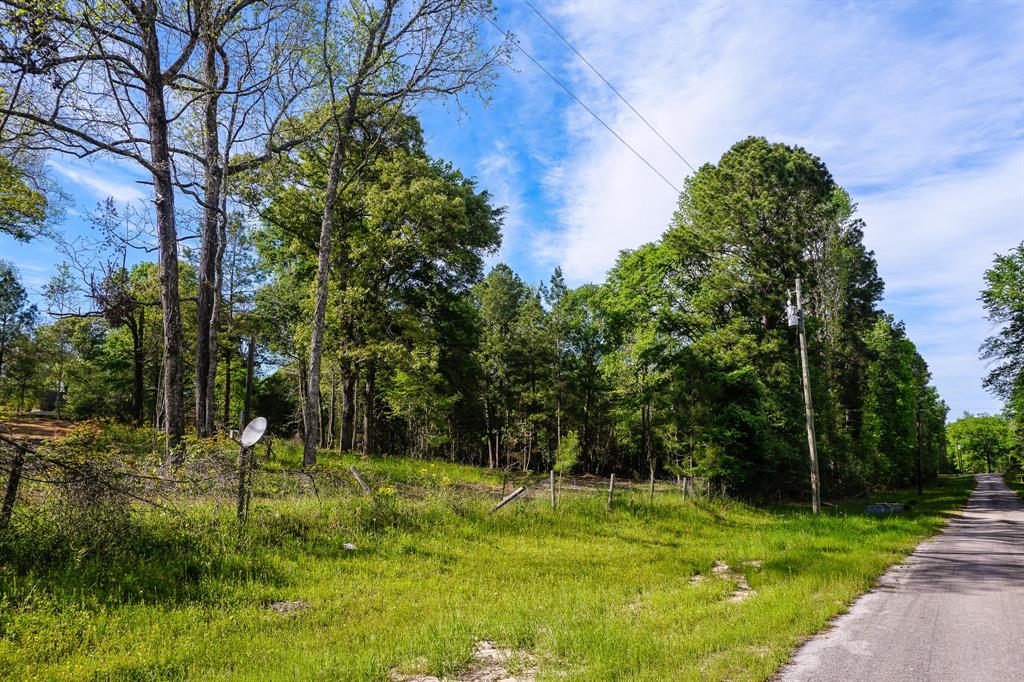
[0,1,954,498]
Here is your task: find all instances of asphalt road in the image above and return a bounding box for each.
[777,474,1024,682]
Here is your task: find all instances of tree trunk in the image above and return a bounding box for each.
[130,308,145,426]
[223,344,232,427]
[297,358,307,438]
[195,23,224,437]
[339,367,355,452]
[641,402,652,479]
[326,371,337,448]
[362,359,376,456]
[303,138,345,467]
[141,2,185,453]
[484,396,494,468]
[0,445,25,531]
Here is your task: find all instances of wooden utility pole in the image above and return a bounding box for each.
[916,406,924,495]
[790,278,821,513]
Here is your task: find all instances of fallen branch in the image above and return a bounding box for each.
[489,486,527,514]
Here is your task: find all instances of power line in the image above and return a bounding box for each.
[523,0,698,174]
[478,10,681,194]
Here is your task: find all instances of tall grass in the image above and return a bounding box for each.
[0,451,973,681]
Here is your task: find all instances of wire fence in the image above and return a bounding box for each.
[0,430,724,533]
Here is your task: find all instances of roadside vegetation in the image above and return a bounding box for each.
[1,2,1021,680]
[0,433,973,681]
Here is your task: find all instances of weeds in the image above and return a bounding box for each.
[0,445,974,681]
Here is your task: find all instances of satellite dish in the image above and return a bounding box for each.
[240,417,268,447]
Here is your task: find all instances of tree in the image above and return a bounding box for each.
[42,262,76,414]
[661,137,885,494]
[300,0,506,467]
[0,260,34,382]
[474,264,530,469]
[980,244,1024,402]
[0,154,47,240]
[601,243,676,479]
[947,414,1016,474]
[0,0,210,447]
[184,0,315,437]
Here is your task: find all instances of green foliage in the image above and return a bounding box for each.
[0,260,36,405]
[0,155,47,241]
[979,242,1024,400]
[978,244,1024,473]
[554,430,580,474]
[946,414,1018,474]
[5,131,945,503]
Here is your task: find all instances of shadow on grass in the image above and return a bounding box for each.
[0,505,288,609]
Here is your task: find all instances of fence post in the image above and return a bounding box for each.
[235,444,247,522]
[550,470,555,509]
[1,445,25,531]
[649,467,655,503]
[607,473,615,510]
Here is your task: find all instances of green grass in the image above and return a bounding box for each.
[1004,471,1024,498]
[0,453,974,681]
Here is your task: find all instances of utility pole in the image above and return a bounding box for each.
[787,278,821,513]
[916,405,923,496]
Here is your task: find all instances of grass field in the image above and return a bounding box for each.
[0,446,974,681]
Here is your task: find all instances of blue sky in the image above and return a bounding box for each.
[5,0,1023,419]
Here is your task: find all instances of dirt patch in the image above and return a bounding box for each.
[267,600,309,616]
[392,641,537,682]
[706,560,759,603]
[2,417,75,445]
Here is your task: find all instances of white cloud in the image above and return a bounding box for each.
[477,142,527,266]
[518,0,1023,416]
[859,150,1024,416]
[533,1,1022,280]
[47,159,147,204]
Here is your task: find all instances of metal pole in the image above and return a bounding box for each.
[795,278,821,513]
[237,443,249,524]
[241,335,256,429]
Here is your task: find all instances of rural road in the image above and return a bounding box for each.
[777,473,1024,682]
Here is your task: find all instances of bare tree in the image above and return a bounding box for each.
[0,0,211,450]
[180,0,316,436]
[300,0,506,466]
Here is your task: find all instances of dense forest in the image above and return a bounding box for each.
[0,0,996,501]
